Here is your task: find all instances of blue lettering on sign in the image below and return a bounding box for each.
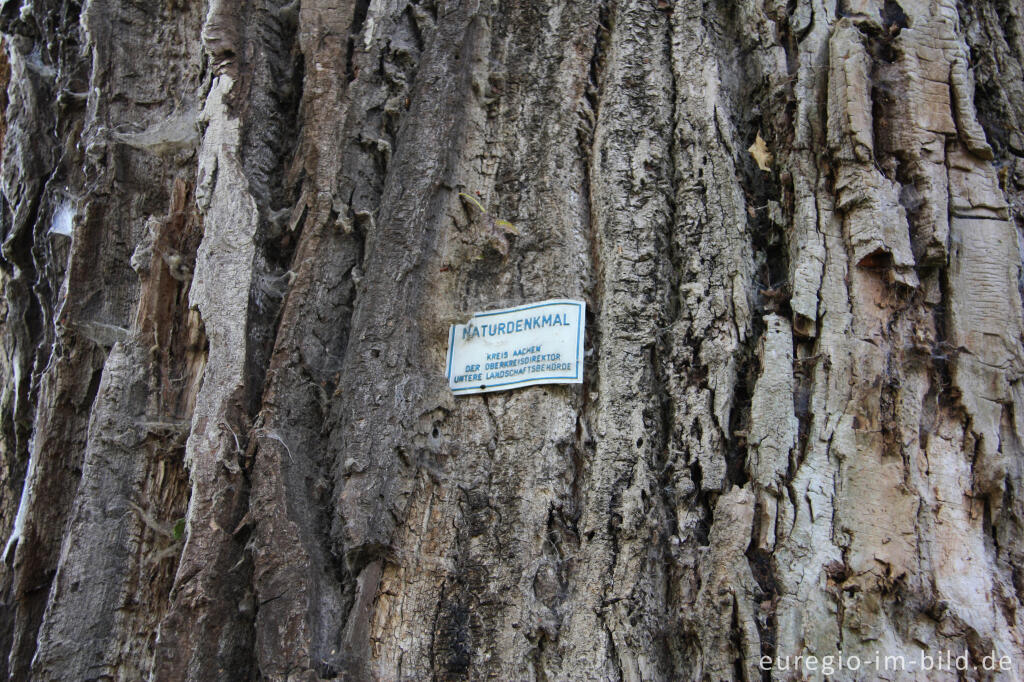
[462,312,569,341]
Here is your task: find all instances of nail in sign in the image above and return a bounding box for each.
[446,299,585,395]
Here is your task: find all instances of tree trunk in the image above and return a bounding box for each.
[1,0,1024,679]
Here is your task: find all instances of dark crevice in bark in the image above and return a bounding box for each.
[728,593,746,681]
[428,576,446,679]
[242,0,303,413]
[2,198,45,459]
[346,0,372,84]
[652,9,687,669]
[430,510,480,681]
[731,41,788,485]
[657,0,681,546]
[961,0,1024,157]
[726,359,753,489]
[574,3,608,548]
[747,536,779,673]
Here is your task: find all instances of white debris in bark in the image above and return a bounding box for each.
[48,202,74,237]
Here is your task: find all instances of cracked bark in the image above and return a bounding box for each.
[2,0,1024,680]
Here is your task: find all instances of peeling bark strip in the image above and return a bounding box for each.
[1,0,1024,680]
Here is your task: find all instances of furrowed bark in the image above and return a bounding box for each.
[1,0,1024,680]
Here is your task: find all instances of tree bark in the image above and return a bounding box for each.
[1,0,1024,680]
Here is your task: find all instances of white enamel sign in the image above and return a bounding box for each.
[446,299,585,395]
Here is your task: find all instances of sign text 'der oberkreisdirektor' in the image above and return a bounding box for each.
[446,299,585,395]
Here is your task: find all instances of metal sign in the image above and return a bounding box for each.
[446,299,585,395]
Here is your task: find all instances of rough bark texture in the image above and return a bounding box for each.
[1,0,1024,680]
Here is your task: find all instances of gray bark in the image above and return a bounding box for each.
[1,0,1024,680]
